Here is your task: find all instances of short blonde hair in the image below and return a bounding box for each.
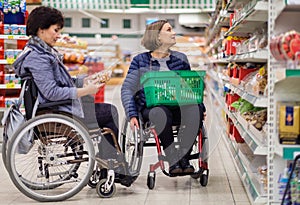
[141,20,168,51]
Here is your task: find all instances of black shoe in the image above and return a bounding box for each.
[180,157,194,174]
[169,162,183,175]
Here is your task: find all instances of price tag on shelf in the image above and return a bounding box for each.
[6,83,16,88]
[7,35,14,40]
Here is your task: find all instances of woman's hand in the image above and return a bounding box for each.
[130,117,139,130]
[77,78,104,97]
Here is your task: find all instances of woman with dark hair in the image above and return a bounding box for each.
[14,6,120,166]
[121,20,205,175]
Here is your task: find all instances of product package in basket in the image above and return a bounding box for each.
[141,70,206,107]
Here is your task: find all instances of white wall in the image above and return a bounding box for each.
[61,11,199,53]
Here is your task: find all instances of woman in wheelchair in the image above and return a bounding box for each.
[121,19,206,175]
[13,5,125,187]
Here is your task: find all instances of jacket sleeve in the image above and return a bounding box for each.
[74,74,88,88]
[24,52,77,101]
[182,53,191,70]
[121,56,141,119]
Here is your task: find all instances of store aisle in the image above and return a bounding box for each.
[0,85,251,205]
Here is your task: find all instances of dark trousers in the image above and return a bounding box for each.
[141,104,204,159]
[94,103,119,160]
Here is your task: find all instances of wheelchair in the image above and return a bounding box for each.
[2,75,138,201]
[120,111,209,190]
[120,70,209,189]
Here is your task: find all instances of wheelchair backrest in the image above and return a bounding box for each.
[20,74,39,120]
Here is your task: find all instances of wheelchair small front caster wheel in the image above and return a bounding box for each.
[200,174,208,187]
[88,170,101,188]
[147,171,156,189]
[96,179,116,198]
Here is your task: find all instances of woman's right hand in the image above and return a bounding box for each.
[85,78,104,94]
[130,117,139,130]
[77,78,104,97]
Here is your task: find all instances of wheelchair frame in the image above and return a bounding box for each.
[120,114,209,190]
[2,77,139,201]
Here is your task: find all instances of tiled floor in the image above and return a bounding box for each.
[0,85,251,205]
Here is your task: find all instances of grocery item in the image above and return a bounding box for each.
[91,69,112,84]
[270,30,300,61]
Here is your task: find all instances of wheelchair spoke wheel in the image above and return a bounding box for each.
[6,114,95,202]
[120,118,143,177]
[190,124,209,180]
[2,133,8,169]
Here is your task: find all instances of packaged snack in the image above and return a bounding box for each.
[91,69,112,84]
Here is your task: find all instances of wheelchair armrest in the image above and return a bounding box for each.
[38,99,72,109]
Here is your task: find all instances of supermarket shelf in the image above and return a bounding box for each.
[225,1,268,37]
[207,69,229,85]
[207,37,224,54]
[274,69,300,101]
[275,143,300,160]
[206,79,267,155]
[215,112,267,204]
[0,84,21,89]
[274,0,300,20]
[225,83,268,108]
[209,57,229,64]
[224,0,250,11]
[227,49,268,63]
[210,49,268,64]
[0,59,7,64]
[0,35,28,40]
[225,107,267,155]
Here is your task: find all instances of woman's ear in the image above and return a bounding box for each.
[37,28,44,36]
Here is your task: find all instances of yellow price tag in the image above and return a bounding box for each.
[7,35,14,40]
[6,83,15,88]
[6,58,15,64]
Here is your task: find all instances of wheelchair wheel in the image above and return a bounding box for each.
[200,173,208,187]
[1,133,8,169]
[190,124,209,180]
[120,118,144,178]
[6,114,95,202]
[147,171,156,190]
[88,169,101,188]
[96,178,116,198]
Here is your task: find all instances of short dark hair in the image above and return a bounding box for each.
[26,6,64,36]
[141,20,168,51]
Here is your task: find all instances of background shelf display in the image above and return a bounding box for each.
[205,0,270,203]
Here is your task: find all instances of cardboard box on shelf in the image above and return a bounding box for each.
[279,105,300,134]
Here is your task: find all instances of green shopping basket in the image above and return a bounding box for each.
[141,70,206,107]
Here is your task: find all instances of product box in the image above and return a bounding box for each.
[279,105,300,134]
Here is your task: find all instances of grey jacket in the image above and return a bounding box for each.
[13,44,86,118]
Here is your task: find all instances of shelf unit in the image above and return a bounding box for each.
[207,0,300,204]
[206,0,269,204]
[267,1,300,203]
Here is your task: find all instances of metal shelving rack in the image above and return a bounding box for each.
[207,0,300,203]
[206,0,271,204]
[267,1,300,203]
